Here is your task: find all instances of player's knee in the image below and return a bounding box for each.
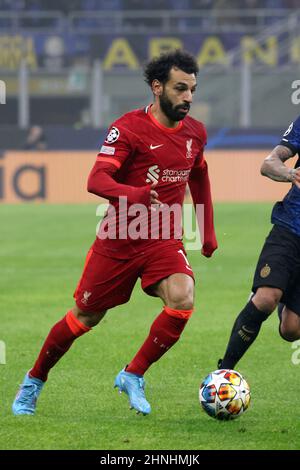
[72,305,107,328]
[168,291,194,311]
[279,312,300,342]
[279,324,300,342]
[253,287,282,314]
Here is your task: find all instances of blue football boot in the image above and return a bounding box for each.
[114,368,151,415]
[12,373,44,415]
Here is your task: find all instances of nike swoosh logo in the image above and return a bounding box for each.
[150,144,164,150]
[242,326,255,334]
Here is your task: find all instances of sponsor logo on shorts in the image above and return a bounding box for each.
[260,264,271,278]
[105,127,120,144]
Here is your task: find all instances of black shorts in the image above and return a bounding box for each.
[252,224,300,316]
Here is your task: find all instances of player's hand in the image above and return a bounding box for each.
[291,168,300,188]
[150,181,163,210]
[201,241,218,258]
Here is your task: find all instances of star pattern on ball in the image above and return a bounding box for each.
[199,369,251,420]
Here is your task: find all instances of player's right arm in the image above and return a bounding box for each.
[88,163,161,205]
[261,145,300,187]
[88,160,152,205]
[88,123,160,206]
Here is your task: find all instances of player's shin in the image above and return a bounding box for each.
[219,300,270,369]
[29,310,91,382]
[125,306,193,376]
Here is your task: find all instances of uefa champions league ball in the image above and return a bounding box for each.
[199,369,251,420]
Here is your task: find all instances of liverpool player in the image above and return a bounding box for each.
[12,50,217,416]
[218,116,300,371]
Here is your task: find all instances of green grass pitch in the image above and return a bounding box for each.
[1,203,300,450]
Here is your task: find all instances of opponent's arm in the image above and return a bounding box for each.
[261,145,300,188]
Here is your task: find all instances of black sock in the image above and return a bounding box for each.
[220,300,270,369]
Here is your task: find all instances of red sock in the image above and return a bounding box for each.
[125,306,193,376]
[30,310,91,382]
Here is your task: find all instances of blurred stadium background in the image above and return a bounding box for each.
[0,0,299,129]
[0,1,299,198]
[2,2,300,451]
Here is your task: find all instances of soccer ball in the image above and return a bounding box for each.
[199,369,251,420]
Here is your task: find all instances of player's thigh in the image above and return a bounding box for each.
[74,247,139,313]
[284,265,300,315]
[141,242,195,309]
[252,225,299,297]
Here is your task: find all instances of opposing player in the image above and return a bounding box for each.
[12,50,217,416]
[219,116,300,370]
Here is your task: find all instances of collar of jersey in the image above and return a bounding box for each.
[147,104,183,133]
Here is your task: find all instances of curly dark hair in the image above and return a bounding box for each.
[144,50,199,87]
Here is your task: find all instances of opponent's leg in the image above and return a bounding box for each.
[277,302,285,323]
[115,273,194,415]
[218,287,282,369]
[12,307,106,415]
[279,306,300,342]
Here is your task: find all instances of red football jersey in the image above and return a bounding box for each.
[93,105,207,257]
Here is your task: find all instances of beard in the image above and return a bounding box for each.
[159,90,190,122]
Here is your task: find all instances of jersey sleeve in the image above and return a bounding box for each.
[280,115,300,154]
[193,124,207,169]
[97,122,133,169]
[88,118,151,205]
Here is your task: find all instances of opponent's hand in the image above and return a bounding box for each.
[150,181,163,209]
[290,168,300,189]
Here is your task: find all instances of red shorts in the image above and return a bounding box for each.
[74,239,194,313]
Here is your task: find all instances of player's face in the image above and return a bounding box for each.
[159,67,197,122]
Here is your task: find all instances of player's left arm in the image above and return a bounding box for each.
[188,157,218,258]
[261,145,300,188]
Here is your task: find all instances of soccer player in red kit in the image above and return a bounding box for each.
[12,50,217,416]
